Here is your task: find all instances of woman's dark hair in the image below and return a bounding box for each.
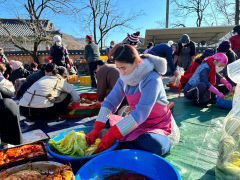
[113,44,139,64]
[38,64,46,72]
[96,60,105,66]
[45,63,58,75]
[58,66,68,77]
[3,64,13,79]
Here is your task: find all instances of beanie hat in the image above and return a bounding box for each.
[233,25,240,34]
[206,53,228,65]
[203,48,215,57]
[53,35,61,42]
[127,31,140,45]
[86,35,93,42]
[179,34,190,44]
[217,41,230,53]
[10,60,22,70]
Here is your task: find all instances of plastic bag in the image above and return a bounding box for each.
[215,60,240,179]
[167,66,184,89]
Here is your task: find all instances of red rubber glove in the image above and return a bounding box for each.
[95,125,123,153]
[220,78,232,93]
[66,57,72,69]
[86,121,105,145]
[46,56,52,62]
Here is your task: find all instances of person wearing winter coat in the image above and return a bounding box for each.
[84,35,100,88]
[217,40,237,88]
[19,63,80,121]
[183,53,232,107]
[95,60,119,103]
[0,47,9,64]
[229,25,240,58]
[180,48,215,88]
[176,34,196,71]
[149,43,178,76]
[47,35,72,69]
[86,45,180,156]
[0,65,22,146]
[0,98,23,146]
[109,31,141,58]
[9,60,30,84]
[106,41,115,63]
[0,64,15,98]
[16,64,46,100]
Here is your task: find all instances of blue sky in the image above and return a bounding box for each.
[0,0,228,46]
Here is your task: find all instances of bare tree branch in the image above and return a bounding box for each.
[172,0,210,27]
[83,0,143,49]
[0,0,77,62]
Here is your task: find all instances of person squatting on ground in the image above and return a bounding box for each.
[19,63,80,121]
[84,35,100,89]
[86,45,180,156]
[180,48,215,89]
[183,53,232,107]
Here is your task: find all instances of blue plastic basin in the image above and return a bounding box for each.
[46,126,119,172]
[216,97,232,110]
[76,149,181,180]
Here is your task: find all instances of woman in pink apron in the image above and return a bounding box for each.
[86,45,180,156]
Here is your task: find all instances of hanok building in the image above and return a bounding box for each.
[0,18,61,51]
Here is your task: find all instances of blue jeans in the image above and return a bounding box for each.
[117,133,170,156]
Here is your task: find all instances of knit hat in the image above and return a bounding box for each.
[204,53,228,65]
[10,60,22,70]
[53,35,61,42]
[86,35,93,42]
[203,48,215,57]
[179,34,190,44]
[233,25,240,34]
[127,31,140,45]
[217,41,230,53]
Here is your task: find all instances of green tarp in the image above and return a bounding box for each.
[165,90,229,180]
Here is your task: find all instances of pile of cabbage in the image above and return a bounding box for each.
[49,131,100,157]
[224,93,234,100]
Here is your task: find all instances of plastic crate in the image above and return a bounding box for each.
[80,76,91,85]
[67,75,78,84]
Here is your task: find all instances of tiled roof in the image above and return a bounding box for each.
[0,18,60,37]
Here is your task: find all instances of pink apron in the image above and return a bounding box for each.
[109,88,172,142]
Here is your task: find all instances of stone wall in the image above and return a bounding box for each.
[6,54,84,65]
[4,49,107,65]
